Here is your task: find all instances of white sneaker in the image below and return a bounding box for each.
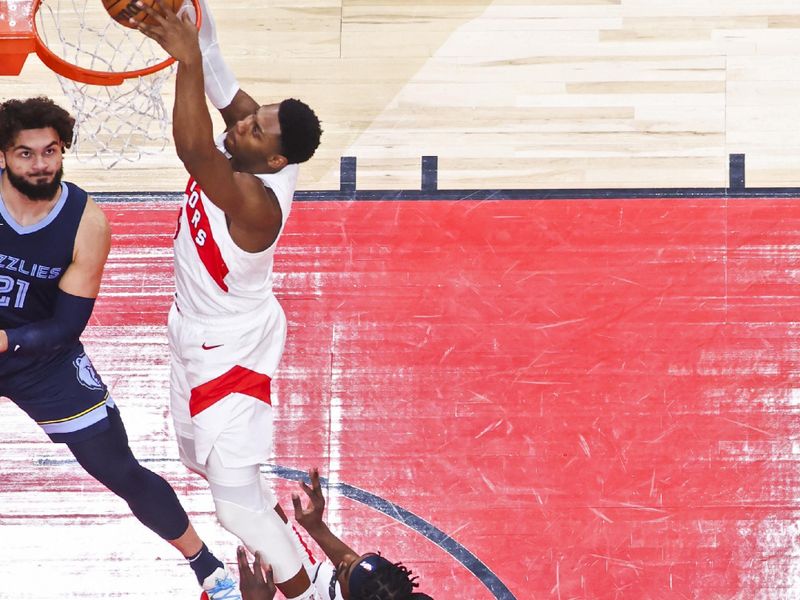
[200,567,242,600]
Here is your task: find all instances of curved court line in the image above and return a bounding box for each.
[35,455,516,598]
[268,464,517,600]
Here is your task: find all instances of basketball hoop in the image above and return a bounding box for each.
[0,0,201,168]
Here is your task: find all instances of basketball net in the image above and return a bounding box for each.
[55,72,173,168]
[34,0,183,168]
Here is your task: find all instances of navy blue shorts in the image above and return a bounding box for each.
[0,343,115,443]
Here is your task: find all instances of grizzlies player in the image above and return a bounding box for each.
[0,97,239,599]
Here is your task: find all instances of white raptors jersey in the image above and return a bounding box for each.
[173,136,299,318]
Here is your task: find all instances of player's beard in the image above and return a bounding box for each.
[4,164,64,201]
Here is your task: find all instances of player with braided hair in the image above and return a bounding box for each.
[292,468,433,600]
[345,559,425,600]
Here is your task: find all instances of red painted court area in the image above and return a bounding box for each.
[5,196,800,599]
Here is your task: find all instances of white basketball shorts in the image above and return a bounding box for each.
[167,297,287,468]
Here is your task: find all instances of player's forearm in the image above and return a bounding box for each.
[2,291,95,355]
[173,56,216,162]
[299,521,359,567]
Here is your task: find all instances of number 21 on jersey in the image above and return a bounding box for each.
[0,275,29,308]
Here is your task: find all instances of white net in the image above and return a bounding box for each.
[54,69,174,168]
[35,0,177,168]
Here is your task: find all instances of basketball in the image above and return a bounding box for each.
[102,0,185,29]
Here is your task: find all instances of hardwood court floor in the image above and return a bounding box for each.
[4,195,800,598]
[4,0,800,191]
[4,2,800,598]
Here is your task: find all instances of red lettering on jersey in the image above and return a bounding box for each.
[183,178,229,291]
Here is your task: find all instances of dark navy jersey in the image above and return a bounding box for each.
[0,178,112,440]
[0,180,87,329]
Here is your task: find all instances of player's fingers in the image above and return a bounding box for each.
[310,467,322,491]
[131,19,162,42]
[309,469,325,508]
[130,18,148,33]
[150,0,174,19]
[237,545,253,578]
[134,0,163,21]
[299,477,315,498]
[263,565,277,592]
[291,492,304,517]
[253,552,266,583]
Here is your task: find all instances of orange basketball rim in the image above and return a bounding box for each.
[0,0,201,86]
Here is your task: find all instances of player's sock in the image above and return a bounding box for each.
[187,543,225,585]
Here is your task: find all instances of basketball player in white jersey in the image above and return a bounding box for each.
[134,2,323,599]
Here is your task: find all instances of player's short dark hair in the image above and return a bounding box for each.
[277,98,322,164]
[0,96,75,151]
[350,559,430,600]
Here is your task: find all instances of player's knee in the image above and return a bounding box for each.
[213,497,268,544]
[80,449,145,497]
[213,498,303,584]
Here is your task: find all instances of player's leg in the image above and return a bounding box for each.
[170,306,307,594]
[188,380,319,598]
[203,446,321,600]
[65,403,230,587]
[173,430,319,594]
[8,345,232,591]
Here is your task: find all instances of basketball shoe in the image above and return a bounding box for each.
[200,567,241,600]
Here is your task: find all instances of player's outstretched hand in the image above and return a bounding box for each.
[292,467,326,533]
[131,0,200,64]
[237,546,276,600]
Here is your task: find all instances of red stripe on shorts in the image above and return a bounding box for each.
[189,365,272,417]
